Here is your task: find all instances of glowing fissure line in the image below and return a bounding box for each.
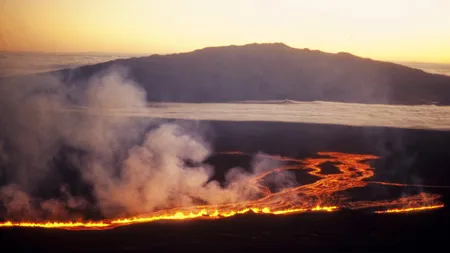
[374,204,445,213]
[0,206,337,230]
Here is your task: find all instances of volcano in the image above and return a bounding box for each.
[51,43,450,105]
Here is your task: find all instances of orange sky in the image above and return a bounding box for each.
[1,0,449,63]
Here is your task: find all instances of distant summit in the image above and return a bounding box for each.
[57,43,450,105]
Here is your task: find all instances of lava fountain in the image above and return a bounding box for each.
[0,152,445,230]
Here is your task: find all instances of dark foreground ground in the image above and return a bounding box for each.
[1,120,450,252]
[1,209,449,253]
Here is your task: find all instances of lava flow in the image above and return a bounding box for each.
[0,152,445,230]
[374,205,445,214]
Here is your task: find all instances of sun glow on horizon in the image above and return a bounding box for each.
[1,0,449,63]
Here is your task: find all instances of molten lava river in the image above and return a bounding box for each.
[0,152,445,230]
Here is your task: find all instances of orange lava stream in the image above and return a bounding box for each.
[0,152,445,230]
[0,206,337,230]
[0,221,110,230]
[374,204,445,213]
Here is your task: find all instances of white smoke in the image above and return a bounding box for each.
[0,66,294,220]
[88,123,263,216]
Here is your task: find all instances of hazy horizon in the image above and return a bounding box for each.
[1,0,449,63]
[2,44,450,66]
[2,46,450,78]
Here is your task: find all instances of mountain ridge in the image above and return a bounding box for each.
[54,43,450,105]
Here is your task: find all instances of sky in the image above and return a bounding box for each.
[0,0,449,63]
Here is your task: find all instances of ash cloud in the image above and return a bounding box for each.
[0,66,293,220]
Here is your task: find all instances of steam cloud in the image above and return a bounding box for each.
[0,66,293,220]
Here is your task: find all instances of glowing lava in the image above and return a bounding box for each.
[374,205,445,213]
[0,152,445,230]
[0,206,337,230]
[0,221,110,230]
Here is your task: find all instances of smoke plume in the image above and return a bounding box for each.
[0,66,294,220]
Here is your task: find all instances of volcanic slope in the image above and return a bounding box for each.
[53,43,450,105]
